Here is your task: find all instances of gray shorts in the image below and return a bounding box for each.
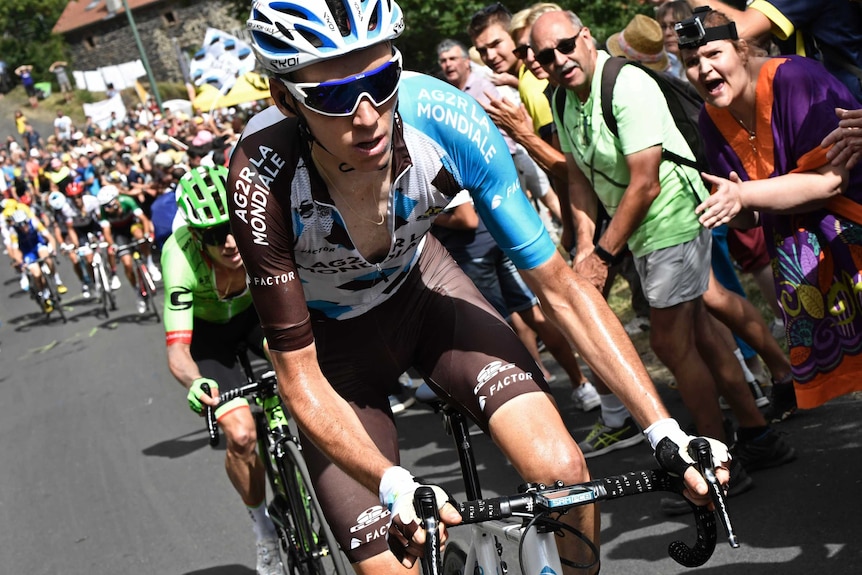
[512,145,549,199]
[633,227,711,309]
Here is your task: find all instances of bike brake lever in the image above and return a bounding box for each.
[414,486,442,575]
[199,382,219,447]
[689,437,739,548]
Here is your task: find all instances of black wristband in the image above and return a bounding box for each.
[593,244,624,266]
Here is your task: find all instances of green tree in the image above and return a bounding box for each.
[222,0,649,74]
[0,0,69,82]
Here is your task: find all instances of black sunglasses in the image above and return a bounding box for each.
[534,31,582,66]
[512,44,530,60]
[197,222,232,246]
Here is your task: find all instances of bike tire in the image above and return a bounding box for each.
[44,274,67,323]
[141,264,161,322]
[105,272,118,311]
[93,265,109,318]
[442,542,467,575]
[276,439,349,575]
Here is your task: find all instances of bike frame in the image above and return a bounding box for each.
[202,353,349,575]
[115,237,159,320]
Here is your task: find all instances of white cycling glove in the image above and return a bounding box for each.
[379,466,449,527]
[644,418,730,475]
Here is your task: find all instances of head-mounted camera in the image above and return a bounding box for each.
[675,6,738,50]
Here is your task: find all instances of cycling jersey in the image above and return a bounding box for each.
[161,225,254,347]
[100,195,143,230]
[62,195,102,238]
[11,218,49,262]
[229,72,557,352]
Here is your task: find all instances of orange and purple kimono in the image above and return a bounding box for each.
[700,55,862,409]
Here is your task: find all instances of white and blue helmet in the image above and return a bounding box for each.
[247,0,405,74]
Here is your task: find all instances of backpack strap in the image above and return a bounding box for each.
[553,84,567,126]
[600,57,629,140]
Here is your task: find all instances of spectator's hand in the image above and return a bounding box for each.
[487,71,519,89]
[697,171,744,228]
[187,377,219,414]
[822,107,862,170]
[481,96,534,141]
[380,466,460,568]
[573,251,609,292]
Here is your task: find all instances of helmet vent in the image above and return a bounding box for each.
[274,21,295,42]
[327,0,352,37]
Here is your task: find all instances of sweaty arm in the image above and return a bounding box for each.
[271,344,396,494]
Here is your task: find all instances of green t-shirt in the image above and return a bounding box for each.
[161,225,253,340]
[556,51,707,257]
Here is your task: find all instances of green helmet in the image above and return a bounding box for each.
[177,165,230,228]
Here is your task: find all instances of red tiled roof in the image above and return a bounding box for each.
[53,0,163,35]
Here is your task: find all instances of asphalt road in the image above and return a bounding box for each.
[1,257,861,574]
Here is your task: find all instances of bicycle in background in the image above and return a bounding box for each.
[69,234,117,318]
[414,394,738,575]
[114,237,160,321]
[202,356,350,575]
[22,254,67,324]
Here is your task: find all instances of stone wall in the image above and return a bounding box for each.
[64,0,248,84]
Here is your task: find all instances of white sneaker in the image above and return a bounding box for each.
[19,274,29,292]
[571,381,601,412]
[256,537,284,575]
[770,318,786,341]
[136,296,147,314]
[149,265,162,282]
[623,316,650,335]
[82,285,91,299]
[110,274,122,290]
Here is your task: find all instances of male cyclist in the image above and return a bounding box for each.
[97,184,156,314]
[231,1,729,573]
[161,165,282,575]
[2,197,37,291]
[56,182,104,298]
[8,209,60,310]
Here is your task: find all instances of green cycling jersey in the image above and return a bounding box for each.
[161,225,253,345]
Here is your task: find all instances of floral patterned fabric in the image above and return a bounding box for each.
[699,55,862,408]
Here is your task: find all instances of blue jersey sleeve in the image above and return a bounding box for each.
[397,72,557,270]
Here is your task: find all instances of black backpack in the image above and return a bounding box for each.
[554,56,708,176]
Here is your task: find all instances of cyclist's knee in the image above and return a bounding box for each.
[224,423,257,458]
[221,409,258,457]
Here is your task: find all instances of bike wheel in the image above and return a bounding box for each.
[139,263,160,322]
[93,265,109,318]
[104,270,118,311]
[275,440,349,575]
[44,274,67,323]
[442,542,467,575]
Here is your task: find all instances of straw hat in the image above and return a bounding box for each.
[606,14,669,72]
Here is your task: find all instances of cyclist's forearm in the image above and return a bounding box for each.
[271,345,395,495]
[520,256,670,427]
[166,343,202,389]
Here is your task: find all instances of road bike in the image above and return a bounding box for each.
[65,235,117,318]
[413,395,738,575]
[22,254,67,323]
[202,355,350,575]
[114,237,160,321]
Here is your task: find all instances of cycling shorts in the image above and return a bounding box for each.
[298,234,550,563]
[190,305,266,419]
[112,224,143,257]
[22,246,50,266]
